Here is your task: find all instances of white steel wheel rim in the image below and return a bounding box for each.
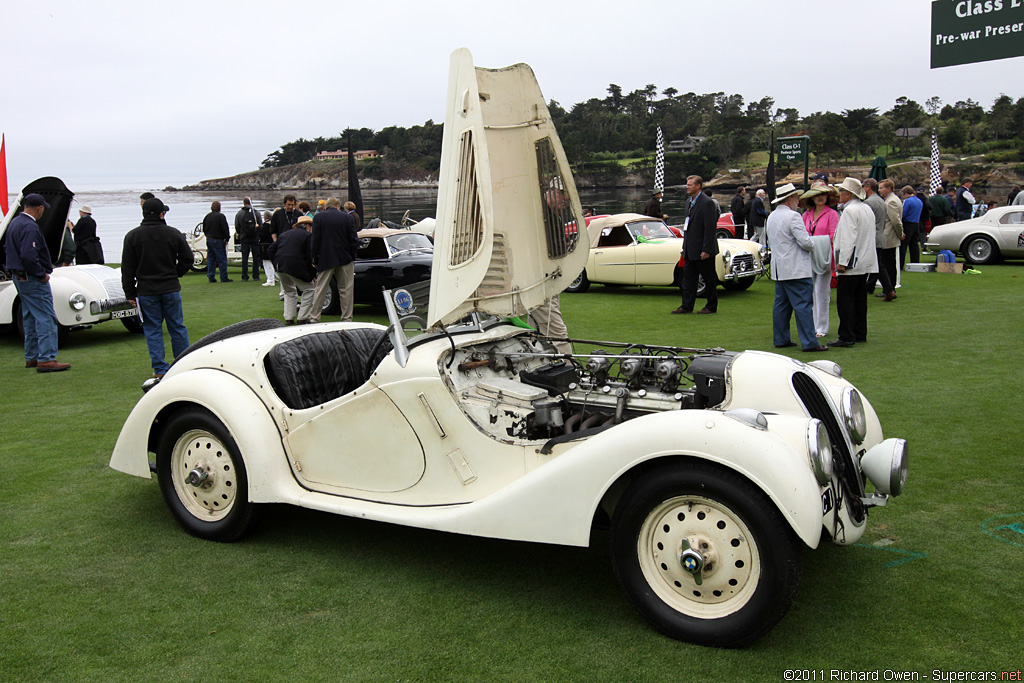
[967,238,991,261]
[192,251,205,268]
[637,495,760,619]
[170,429,238,521]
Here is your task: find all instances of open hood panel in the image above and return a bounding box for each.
[427,48,590,328]
[0,177,75,265]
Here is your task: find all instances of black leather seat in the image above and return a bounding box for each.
[266,328,392,410]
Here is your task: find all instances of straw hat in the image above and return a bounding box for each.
[79,205,92,214]
[799,180,839,209]
[296,215,313,227]
[833,177,866,201]
[772,183,801,205]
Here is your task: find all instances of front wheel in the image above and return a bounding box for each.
[962,235,998,265]
[190,249,207,273]
[611,463,802,647]
[565,271,590,293]
[157,408,258,542]
[122,316,144,334]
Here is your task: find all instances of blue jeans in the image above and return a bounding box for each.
[13,276,59,362]
[138,292,190,375]
[206,238,229,281]
[773,278,817,350]
[240,240,260,280]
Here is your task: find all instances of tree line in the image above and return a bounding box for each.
[260,87,1024,175]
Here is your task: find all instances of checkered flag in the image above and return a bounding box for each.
[654,126,665,193]
[929,134,942,195]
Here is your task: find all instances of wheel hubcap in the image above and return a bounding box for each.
[170,429,237,520]
[968,239,991,261]
[637,495,760,618]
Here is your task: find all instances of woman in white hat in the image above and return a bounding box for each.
[799,181,840,338]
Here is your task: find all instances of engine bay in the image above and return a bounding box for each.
[442,332,736,443]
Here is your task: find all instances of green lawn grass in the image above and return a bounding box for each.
[2,263,1022,682]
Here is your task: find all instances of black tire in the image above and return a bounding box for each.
[715,228,732,240]
[121,316,145,334]
[321,276,341,315]
[156,407,257,542]
[696,274,708,298]
[566,271,590,293]
[611,462,802,648]
[56,324,70,348]
[173,318,284,366]
[961,235,998,265]
[722,276,755,292]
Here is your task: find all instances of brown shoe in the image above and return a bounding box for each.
[670,307,692,314]
[25,360,37,368]
[882,292,897,302]
[36,360,71,373]
[695,307,716,314]
[284,319,295,326]
[296,319,310,325]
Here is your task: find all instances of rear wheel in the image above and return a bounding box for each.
[611,463,802,647]
[190,250,207,273]
[715,228,732,240]
[320,276,341,315]
[157,408,257,542]
[566,271,590,293]
[962,235,998,265]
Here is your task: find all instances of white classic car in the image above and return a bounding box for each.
[185,225,243,273]
[1,177,143,345]
[110,49,907,648]
[925,205,1024,265]
[567,213,768,296]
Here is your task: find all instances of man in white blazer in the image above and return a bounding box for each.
[831,178,878,347]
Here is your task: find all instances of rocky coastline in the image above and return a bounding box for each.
[183,158,1024,199]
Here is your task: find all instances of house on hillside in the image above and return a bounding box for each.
[667,136,705,154]
[315,149,380,161]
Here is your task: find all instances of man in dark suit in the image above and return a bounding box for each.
[672,175,719,315]
[308,197,359,322]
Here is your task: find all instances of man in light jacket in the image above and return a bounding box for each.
[830,178,878,348]
[877,179,904,301]
[765,184,827,353]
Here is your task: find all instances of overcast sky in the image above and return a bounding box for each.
[3,0,1020,191]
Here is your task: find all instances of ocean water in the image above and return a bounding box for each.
[6,185,658,264]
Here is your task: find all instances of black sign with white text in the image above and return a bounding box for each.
[931,0,1024,68]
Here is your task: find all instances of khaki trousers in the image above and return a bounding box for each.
[309,262,355,323]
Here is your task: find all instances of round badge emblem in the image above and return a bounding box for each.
[393,289,414,313]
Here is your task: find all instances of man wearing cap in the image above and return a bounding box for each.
[121,198,193,378]
[72,206,103,265]
[644,191,666,220]
[831,178,878,348]
[4,194,71,372]
[672,175,719,315]
[765,184,827,353]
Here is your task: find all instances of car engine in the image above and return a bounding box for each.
[443,333,736,443]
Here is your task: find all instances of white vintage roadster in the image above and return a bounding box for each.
[110,49,907,648]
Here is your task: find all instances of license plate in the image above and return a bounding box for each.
[111,309,137,319]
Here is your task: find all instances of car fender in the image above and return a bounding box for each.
[110,368,296,501]
[0,282,16,325]
[440,409,825,549]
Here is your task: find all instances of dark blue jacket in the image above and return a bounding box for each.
[311,207,358,271]
[4,213,53,278]
[268,226,315,282]
[121,218,193,299]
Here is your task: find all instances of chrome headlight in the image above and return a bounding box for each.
[806,359,842,378]
[807,419,833,485]
[861,438,908,496]
[722,249,732,264]
[69,292,87,311]
[841,387,867,444]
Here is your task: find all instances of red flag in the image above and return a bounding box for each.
[0,134,8,216]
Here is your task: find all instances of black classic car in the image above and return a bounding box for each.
[320,228,433,314]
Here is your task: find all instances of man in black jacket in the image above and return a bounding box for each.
[308,197,359,323]
[203,200,232,282]
[73,206,104,264]
[729,187,746,236]
[121,198,193,378]
[268,215,316,324]
[672,175,720,315]
[234,197,262,281]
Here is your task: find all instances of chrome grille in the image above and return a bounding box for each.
[732,253,754,274]
[535,137,579,259]
[792,371,866,522]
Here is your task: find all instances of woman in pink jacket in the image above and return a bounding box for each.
[800,180,840,338]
